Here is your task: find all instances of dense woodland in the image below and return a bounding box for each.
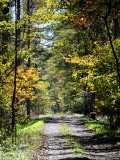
[0,0,120,143]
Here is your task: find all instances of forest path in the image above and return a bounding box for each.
[33,115,120,160]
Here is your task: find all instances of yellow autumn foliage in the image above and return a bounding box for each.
[2,66,40,104]
[66,55,95,67]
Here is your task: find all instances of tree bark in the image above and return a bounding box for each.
[104,18,120,85]
[11,0,20,142]
[26,0,31,119]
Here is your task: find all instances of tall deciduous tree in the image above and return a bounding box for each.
[45,0,120,128]
[26,0,32,119]
[11,0,21,141]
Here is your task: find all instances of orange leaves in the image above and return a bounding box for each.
[17,66,39,83]
[72,17,87,28]
[16,66,40,103]
[2,66,40,104]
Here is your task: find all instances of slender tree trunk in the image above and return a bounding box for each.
[26,98,30,117]
[16,0,20,47]
[11,0,20,142]
[26,0,31,119]
[104,18,120,85]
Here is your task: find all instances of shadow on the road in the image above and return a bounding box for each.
[59,158,90,160]
[42,115,120,159]
[45,116,86,125]
[62,132,120,151]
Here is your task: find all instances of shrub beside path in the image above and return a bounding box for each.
[34,115,120,160]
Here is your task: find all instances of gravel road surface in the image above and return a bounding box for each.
[34,115,120,160]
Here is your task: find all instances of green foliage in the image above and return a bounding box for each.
[84,119,120,146]
[49,0,120,129]
[0,0,51,141]
[84,120,109,134]
[0,120,44,160]
[0,0,120,148]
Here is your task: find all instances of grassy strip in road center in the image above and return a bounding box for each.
[60,123,84,157]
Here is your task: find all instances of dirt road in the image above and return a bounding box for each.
[34,115,120,160]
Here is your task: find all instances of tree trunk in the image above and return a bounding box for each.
[27,99,31,119]
[26,0,31,119]
[11,0,20,142]
[104,18,120,85]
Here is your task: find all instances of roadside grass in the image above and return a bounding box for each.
[84,119,120,146]
[60,123,84,157]
[84,120,109,133]
[0,119,44,160]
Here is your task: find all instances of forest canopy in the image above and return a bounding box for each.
[0,0,120,143]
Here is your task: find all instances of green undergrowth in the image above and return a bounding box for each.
[84,120,109,133]
[0,119,44,160]
[84,119,120,146]
[60,123,84,157]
